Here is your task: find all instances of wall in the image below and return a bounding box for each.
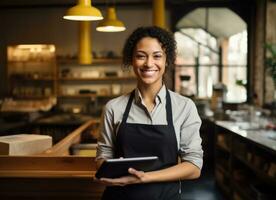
[0,5,171,97]
[252,0,266,105]
[265,1,276,103]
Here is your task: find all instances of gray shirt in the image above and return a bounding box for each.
[96,85,203,169]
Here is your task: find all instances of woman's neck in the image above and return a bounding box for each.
[137,82,163,112]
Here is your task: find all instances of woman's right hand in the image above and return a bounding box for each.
[98,168,150,186]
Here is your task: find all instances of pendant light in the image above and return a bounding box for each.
[63,0,103,21]
[96,5,126,32]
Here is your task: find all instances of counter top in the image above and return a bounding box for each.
[216,121,276,152]
[34,113,99,125]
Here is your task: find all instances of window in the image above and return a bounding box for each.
[174,8,247,103]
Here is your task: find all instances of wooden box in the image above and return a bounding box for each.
[0,134,52,155]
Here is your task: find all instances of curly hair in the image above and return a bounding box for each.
[122,26,176,70]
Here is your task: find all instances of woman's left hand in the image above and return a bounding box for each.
[99,168,150,186]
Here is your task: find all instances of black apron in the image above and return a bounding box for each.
[101,89,180,200]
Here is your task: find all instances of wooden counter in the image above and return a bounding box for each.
[0,156,104,200]
[216,121,276,152]
[0,119,104,200]
[214,120,276,200]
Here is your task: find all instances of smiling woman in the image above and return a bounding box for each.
[132,37,166,91]
[96,26,203,200]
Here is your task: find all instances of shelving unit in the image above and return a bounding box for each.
[7,44,57,99]
[214,122,276,200]
[6,49,137,115]
[56,58,137,114]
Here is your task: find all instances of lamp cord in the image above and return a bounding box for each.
[105,0,108,9]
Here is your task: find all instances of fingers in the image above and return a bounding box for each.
[97,169,146,186]
[99,175,139,186]
[100,178,126,186]
[128,168,144,179]
[128,168,138,176]
[128,168,149,183]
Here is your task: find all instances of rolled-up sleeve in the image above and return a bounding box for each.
[96,103,116,160]
[179,99,203,170]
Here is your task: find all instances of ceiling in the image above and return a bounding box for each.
[0,0,264,7]
[0,0,152,7]
[0,0,247,38]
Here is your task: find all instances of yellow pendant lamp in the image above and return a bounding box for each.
[96,6,126,32]
[63,0,103,21]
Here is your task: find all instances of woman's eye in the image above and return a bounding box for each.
[154,54,162,59]
[136,55,146,59]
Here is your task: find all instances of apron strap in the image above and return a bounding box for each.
[165,89,174,127]
[122,90,135,123]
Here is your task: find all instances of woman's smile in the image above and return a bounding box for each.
[140,68,159,77]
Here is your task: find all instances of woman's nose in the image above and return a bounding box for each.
[145,57,154,67]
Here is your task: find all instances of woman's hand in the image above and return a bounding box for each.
[99,168,150,186]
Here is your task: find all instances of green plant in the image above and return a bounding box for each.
[265,43,276,87]
[235,79,247,88]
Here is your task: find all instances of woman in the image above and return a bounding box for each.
[96,26,203,200]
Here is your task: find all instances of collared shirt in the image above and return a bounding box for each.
[96,85,203,169]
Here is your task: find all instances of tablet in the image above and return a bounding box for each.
[95,156,158,179]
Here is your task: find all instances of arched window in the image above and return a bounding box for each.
[174,8,247,103]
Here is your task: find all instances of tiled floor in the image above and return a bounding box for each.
[180,163,225,200]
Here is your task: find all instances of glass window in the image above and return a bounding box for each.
[222,31,247,102]
[175,28,220,98]
[174,8,247,103]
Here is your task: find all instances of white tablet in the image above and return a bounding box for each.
[95,156,158,179]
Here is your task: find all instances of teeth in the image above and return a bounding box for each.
[141,69,157,72]
[140,69,157,76]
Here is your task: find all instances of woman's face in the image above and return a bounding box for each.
[132,37,166,87]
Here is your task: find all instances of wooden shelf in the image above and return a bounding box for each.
[59,76,136,81]
[234,155,276,186]
[12,95,54,99]
[216,163,230,177]
[57,58,122,65]
[216,180,231,196]
[8,60,56,64]
[58,94,120,98]
[58,94,97,98]
[11,77,54,81]
[216,143,230,153]
[233,181,254,200]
